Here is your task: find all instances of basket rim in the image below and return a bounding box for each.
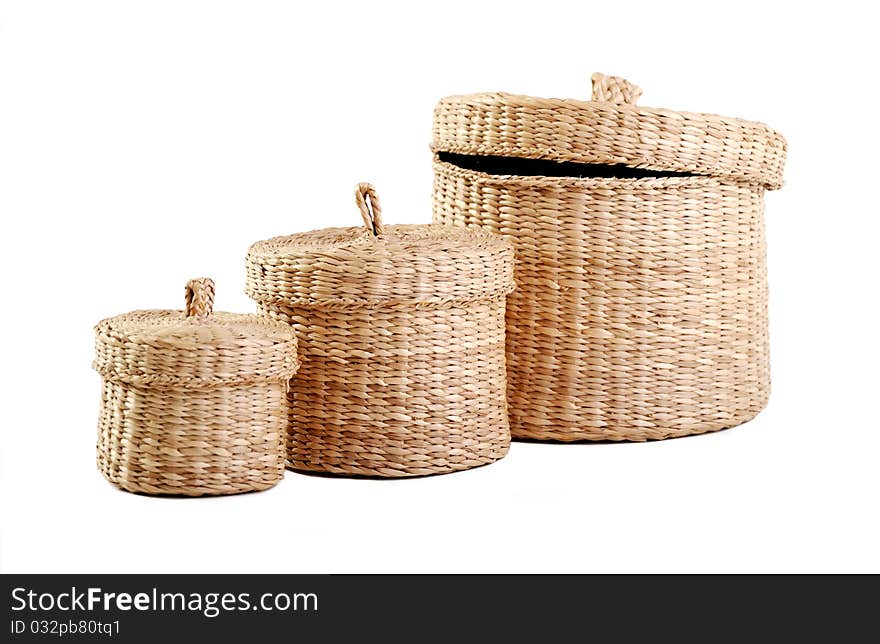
[93,309,300,385]
[245,223,516,306]
[94,309,298,345]
[432,90,787,189]
[245,223,514,259]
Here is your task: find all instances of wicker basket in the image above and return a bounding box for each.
[93,278,300,495]
[245,183,515,477]
[432,73,787,442]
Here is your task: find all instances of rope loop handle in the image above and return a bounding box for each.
[591,72,642,105]
[185,277,215,319]
[354,182,383,236]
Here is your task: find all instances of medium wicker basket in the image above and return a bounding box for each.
[432,73,787,442]
[245,183,515,477]
[93,278,300,495]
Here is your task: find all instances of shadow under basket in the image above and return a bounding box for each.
[432,72,787,442]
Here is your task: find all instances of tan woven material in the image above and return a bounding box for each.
[433,72,786,189]
[432,73,786,442]
[93,278,299,495]
[246,183,515,477]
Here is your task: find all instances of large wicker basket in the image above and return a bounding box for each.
[432,73,787,441]
[93,278,300,495]
[246,183,515,477]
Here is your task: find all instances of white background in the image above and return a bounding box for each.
[1,0,878,573]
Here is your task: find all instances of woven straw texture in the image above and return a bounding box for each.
[433,72,786,189]
[93,278,299,495]
[246,184,515,477]
[432,73,786,442]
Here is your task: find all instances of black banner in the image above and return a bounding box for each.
[2,574,875,641]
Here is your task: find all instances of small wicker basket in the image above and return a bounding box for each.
[246,183,515,477]
[433,73,787,442]
[93,278,299,496]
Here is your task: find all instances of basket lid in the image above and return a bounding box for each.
[246,183,515,308]
[432,72,787,189]
[94,278,299,386]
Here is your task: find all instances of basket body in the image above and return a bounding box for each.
[431,75,785,441]
[93,281,299,495]
[246,209,515,477]
[433,166,768,440]
[257,297,509,476]
[96,379,287,495]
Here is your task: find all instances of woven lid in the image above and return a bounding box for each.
[246,183,515,308]
[94,278,299,386]
[432,72,787,189]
